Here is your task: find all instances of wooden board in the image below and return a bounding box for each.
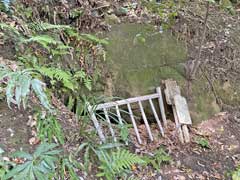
[174,95,192,125]
[172,106,184,143]
[164,80,181,105]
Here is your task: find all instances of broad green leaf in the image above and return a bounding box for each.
[43,149,62,156]
[15,83,21,109]
[0,147,4,154]
[12,151,33,160]
[34,143,58,157]
[20,74,31,109]
[33,166,47,180]
[75,143,88,155]
[3,161,31,179]
[13,162,32,180]
[31,79,53,111]
[6,76,17,108]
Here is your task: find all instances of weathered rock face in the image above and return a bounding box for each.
[100,23,221,124]
[106,23,187,97]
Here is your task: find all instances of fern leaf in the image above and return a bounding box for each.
[5,75,17,108]
[98,149,144,179]
[31,79,53,111]
[20,74,31,109]
[84,78,92,91]
[15,83,21,109]
[24,35,62,50]
[36,67,75,91]
[74,70,86,79]
[28,22,71,32]
[80,33,109,45]
[0,23,21,36]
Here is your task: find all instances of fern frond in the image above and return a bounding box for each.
[84,78,92,91]
[97,149,144,179]
[65,28,108,45]
[23,35,62,50]
[31,78,53,111]
[28,22,71,32]
[69,8,83,18]
[80,33,109,45]
[36,66,75,91]
[112,149,144,172]
[0,22,21,36]
[74,70,92,90]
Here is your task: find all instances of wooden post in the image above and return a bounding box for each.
[182,125,190,143]
[174,95,192,143]
[172,106,184,143]
[156,87,167,127]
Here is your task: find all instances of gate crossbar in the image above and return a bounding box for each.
[88,87,167,144]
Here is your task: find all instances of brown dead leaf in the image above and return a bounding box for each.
[13,158,24,164]
[29,137,40,145]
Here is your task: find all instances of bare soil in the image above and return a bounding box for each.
[0,102,32,153]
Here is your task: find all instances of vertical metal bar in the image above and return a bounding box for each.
[138,101,154,141]
[87,103,106,142]
[149,99,165,137]
[156,87,167,126]
[116,105,128,145]
[115,105,123,124]
[127,103,142,144]
[103,108,117,142]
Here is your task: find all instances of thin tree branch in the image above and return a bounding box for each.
[190,1,210,79]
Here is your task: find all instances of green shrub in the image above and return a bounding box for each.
[3,143,61,180]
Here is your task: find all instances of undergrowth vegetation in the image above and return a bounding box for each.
[1,0,239,179]
[4,0,239,179]
[0,0,174,179]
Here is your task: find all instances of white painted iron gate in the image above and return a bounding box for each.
[88,80,192,144]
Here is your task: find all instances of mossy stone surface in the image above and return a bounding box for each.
[106,23,187,97]
[102,23,222,123]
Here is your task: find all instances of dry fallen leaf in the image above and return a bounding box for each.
[29,137,40,145]
[13,158,24,164]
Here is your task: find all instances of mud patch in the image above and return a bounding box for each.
[0,102,31,153]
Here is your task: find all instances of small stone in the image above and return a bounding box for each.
[7,128,14,137]
[176,160,182,168]
[29,137,40,145]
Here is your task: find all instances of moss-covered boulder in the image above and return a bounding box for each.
[106,23,186,97]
